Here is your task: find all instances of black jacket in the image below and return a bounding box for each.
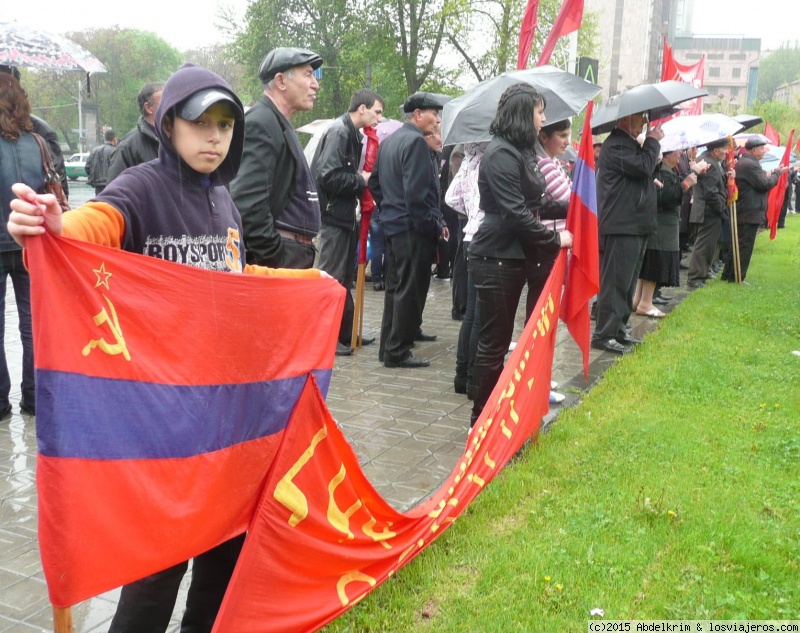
[652,163,683,251]
[86,142,118,189]
[30,115,68,196]
[596,128,660,236]
[368,122,442,240]
[107,116,159,183]
[469,136,560,261]
[690,150,728,223]
[311,113,364,230]
[230,97,307,267]
[734,153,779,225]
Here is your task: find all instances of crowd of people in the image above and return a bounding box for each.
[1,43,797,631]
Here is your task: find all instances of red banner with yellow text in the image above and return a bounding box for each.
[213,251,568,632]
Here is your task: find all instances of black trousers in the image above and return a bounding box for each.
[721,222,760,282]
[318,223,358,344]
[451,217,468,319]
[470,250,555,424]
[592,234,647,345]
[109,534,245,633]
[277,235,316,269]
[380,230,436,363]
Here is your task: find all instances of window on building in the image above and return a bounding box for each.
[729,54,746,60]
[732,67,742,78]
[708,86,719,95]
[709,67,720,77]
[685,53,703,59]
[731,87,740,97]
[707,53,724,60]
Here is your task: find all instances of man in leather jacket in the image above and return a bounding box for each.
[107,83,162,183]
[312,89,384,355]
[231,47,323,269]
[687,138,730,288]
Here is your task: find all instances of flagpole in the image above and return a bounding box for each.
[730,202,742,284]
[53,606,73,633]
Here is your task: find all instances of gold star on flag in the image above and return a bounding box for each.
[94,262,112,290]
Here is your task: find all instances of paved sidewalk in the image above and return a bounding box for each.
[0,263,686,631]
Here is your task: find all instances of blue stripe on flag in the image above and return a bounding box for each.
[571,157,597,215]
[36,369,332,459]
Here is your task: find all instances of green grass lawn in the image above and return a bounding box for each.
[325,217,800,631]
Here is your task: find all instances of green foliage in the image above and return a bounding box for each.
[757,43,800,101]
[323,219,800,630]
[20,28,183,151]
[750,100,800,144]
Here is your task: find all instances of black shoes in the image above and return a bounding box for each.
[618,335,642,345]
[384,353,430,369]
[414,330,437,342]
[0,404,11,419]
[19,400,35,415]
[335,342,353,356]
[652,296,670,305]
[687,280,705,289]
[373,282,385,291]
[591,339,632,355]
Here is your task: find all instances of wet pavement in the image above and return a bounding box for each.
[0,180,686,630]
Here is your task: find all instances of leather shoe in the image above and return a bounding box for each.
[656,292,673,301]
[618,335,642,345]
[652,296,670,305]
[414,330,437,342]
[19,400,35,415]
[360,336,376,346]
[687,280,705,289]
[590,339,632,355]
[0,404,11,419]
[384,353,430,368]
[335,342,353,356]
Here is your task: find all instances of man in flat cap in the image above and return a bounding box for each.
[312,88,385,356]
[231,47,323,269]
[687,137,731,289]
[368,92,450,368]
[591,111,663,355]
[720,137,788,283]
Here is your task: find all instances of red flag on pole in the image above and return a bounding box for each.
[764,122,781,146]
[767,129,795,239]
[661,38,705,116]
[517,0,541,70]
[559,101,599,379]
[535,0,584,67]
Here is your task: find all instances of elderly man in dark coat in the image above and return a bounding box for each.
[721,137,787,283]
[590,111,663,355]
[687,138,730,289]
[231,47,323,269]
[368,92,450,368]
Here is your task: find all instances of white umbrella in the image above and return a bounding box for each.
[659,113,744,153]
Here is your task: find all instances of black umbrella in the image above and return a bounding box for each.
[441,66,601,146]
[590,80,708,134]
[732,114,764,133]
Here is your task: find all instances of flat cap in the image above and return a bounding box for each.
[705,137,729,151]
[745,136,768,150]
[259,47,322,83]
[403,91,451,113]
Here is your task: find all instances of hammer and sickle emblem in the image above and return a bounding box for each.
[82,295,131,361]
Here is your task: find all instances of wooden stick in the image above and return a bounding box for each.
[53,606,73,633]
[351,263,366,350]
[730,201,742,284]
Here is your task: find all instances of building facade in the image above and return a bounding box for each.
[672,36,761,111]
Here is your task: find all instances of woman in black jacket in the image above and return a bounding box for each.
[468,83,573,426]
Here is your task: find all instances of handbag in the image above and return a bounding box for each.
[31,133,70,213]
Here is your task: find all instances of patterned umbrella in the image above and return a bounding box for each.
[0,21,106,73]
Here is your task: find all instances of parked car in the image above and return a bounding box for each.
[65,152,89,180]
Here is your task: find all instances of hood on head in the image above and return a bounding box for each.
[155,63,245,184]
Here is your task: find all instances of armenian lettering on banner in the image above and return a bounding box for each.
[28,232,344,608]
[213,252,568,632]
[30,232,566,630]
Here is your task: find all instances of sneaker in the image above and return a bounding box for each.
[549,391,566,404]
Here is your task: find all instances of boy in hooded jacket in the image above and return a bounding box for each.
[9,64,324,632]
